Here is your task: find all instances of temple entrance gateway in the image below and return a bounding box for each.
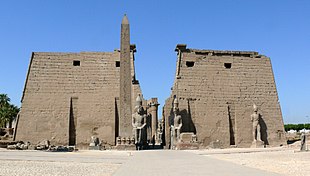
[15,16,286,150]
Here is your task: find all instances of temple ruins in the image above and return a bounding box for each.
[14,16,286,150]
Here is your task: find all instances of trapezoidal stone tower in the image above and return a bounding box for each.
[14,15,148,149]
[163,44,286,149]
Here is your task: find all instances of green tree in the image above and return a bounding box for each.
[0,94,19,128]
[284,124,294,131]
[0,106,9,127]
[0,94,10,107]
[284,123,310,131]
[297,124,305,131]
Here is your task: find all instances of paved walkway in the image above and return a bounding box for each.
[113,150,282,176]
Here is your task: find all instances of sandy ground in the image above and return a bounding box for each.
[0,160,119,176]
[0,149,131,176]
[192,146,310,176]
[0,146,309,176]
[208,150,310,176]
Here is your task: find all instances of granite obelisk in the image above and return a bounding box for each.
[119,15,132,137]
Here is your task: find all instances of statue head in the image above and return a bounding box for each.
[158,121,162,128]
[253,104,258,112]
[134,95,144,114]
[173,97,179,114]
[134,105,144,114]
[138,106,144,114]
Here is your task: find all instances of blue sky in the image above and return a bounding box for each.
[0,1,309,124]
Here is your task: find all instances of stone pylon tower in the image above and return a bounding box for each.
[119,15,132,137]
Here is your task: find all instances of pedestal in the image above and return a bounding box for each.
[89,146,101,150]
[114,144,136,150]
[250,140,265,148]
[174,132,199,150]
[175,142,199,150]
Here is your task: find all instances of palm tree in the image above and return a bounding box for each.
[0,94,10,127]
[3,104,19,128]
[0,94,19,128]
[0,94,10,108]
[0,106,9,128]
[8,104,19,128]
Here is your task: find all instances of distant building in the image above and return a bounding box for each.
[287,129,297,134]
[299,129,310,134]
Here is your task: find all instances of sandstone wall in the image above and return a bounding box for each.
[16,51,142,148]
[164,47,286,148]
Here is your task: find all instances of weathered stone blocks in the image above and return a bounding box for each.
[164,45,286,149]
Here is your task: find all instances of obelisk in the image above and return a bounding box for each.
[119,14,132,137]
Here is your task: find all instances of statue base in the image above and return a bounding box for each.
[114,144,136,150]
[209,140,223,149]
[175,142,199,150]
[174,132,199,150]
[89,146,100,150]
[115,136,136,150]
[250,140,265,148]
